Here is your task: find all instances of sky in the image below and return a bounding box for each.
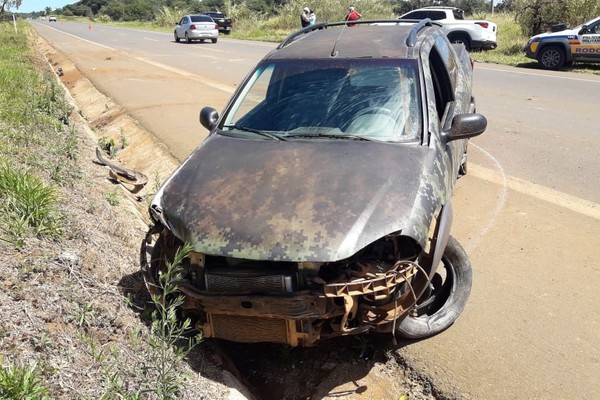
[17,0,74,13]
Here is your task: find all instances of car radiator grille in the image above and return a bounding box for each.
[205,272,293,293]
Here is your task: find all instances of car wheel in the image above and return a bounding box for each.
[396,235,472,339]
[449,33,471,51]
[211,38,217,44]
[174,31,180,43]
[185,32,192,43]
[538,45,565,70]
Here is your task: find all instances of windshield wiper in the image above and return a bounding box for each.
[222,124,285,141]
[283,132,373,141]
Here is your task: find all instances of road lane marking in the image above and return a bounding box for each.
[144,38,159,42]
[38,24,236,94]
[476,64,600,84]
[469,160,600,221]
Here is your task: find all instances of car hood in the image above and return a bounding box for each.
[153,134,430,262]
[532,27,578,40]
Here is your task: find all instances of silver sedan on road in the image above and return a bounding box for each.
[174,15,219,44]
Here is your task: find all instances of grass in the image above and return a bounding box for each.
[0,359,50,400]
[0,21,207,399]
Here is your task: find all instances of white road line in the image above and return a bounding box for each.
[144,38,159,42]
[38,24,235,93]
[476,64,600,84]
[469,159,600,222]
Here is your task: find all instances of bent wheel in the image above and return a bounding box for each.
[396,236,472,339]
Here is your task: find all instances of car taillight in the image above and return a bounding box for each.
[214,24,218,29]
[475,22,489,29]
[190,24,196,30]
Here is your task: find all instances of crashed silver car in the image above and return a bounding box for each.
[141,19,487,346]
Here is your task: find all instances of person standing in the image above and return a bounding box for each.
[308,9,316,26]
[301,7,311,28]
[344,5,362,26]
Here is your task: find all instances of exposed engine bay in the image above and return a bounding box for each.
[142,225,429,347]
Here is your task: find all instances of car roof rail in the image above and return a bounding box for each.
[277,19,435,50]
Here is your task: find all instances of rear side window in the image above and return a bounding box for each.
[452,9,464,20]
[427,11,447,20]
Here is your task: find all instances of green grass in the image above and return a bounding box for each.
[0,21,75,248]
[0,359,50,400]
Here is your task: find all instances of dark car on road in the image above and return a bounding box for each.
[203,11,233,34]
[142,19,487,347]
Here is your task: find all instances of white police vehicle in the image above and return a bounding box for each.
[524,16,600,70]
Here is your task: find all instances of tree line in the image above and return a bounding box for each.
[8,0,600,37]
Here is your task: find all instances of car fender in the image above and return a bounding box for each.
[533,37,573,61]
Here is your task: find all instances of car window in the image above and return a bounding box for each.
[223,60,422,143]
[427,11,447,20]
[191,15,212,23]
[452,9,464,20]
[428,42,455,121]
[401,11,428,20]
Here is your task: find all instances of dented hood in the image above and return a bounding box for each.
[153,134,429,262]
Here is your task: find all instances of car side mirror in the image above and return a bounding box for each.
[579,25,588,35]
[200,107,219,130]
[444,113,487,142]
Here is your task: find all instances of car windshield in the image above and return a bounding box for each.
[221,59,422,143]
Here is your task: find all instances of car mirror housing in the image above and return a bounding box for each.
[200,107,219,130]
[444,113,487,142]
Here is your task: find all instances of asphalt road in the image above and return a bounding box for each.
[32,20,600,399]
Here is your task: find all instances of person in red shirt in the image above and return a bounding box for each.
[344,6,362,26]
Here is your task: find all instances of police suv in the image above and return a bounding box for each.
[524,16,600,70]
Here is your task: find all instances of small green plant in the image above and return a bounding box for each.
[0,358,50,400]
[105,188,121,206]
[119,129,128,150]
[98,136,117,157]
[148,243,203,399]
[70,301,97,328]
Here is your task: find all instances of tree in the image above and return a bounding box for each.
[0,0,22,14]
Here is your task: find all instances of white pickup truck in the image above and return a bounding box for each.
[398,6,497,51]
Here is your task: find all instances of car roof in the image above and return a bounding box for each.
[267,20,439,61]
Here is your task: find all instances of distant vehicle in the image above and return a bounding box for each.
[398,6,497,51]
[523,16,600,70]
[174,14,219,44]
[49,16,57,22]
[203,11,233,34]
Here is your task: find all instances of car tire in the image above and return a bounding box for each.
[174,31,180,43]
[185,32,192,43]
[449,33,471,51]
[211,38,217,44]
[396,235,472,339]
[537,45,565,70]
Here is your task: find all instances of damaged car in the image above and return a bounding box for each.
[141,19,487,346]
